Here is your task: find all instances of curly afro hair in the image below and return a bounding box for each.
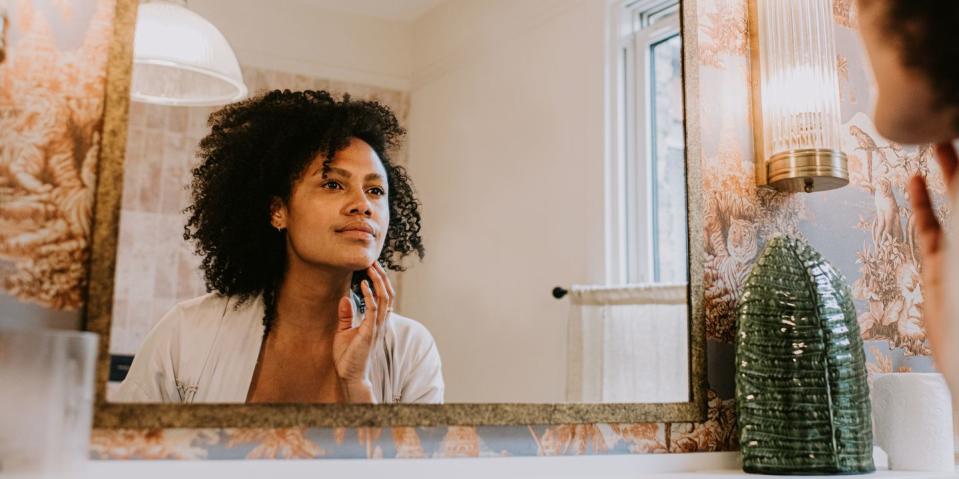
[184,89,425,335]
[875,0,959,126]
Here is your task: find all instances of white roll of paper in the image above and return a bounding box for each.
[871,373,955,472]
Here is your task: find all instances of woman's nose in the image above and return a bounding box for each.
[346,191,373,216]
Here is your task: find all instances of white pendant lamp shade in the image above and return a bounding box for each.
[131,2,248,106]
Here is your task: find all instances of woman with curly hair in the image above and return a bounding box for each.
[856,0,959,394]
[116,90,442,404]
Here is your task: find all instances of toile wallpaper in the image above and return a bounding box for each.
[0,0,941,460]
[0,0,115,313]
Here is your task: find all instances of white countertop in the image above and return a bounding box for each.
[79,452,959,479]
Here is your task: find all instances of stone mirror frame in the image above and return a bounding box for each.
[84,0,707,428]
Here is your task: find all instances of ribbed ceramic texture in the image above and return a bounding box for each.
[735,236,874,475]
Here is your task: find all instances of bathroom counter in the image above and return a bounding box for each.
[83,452,958,479]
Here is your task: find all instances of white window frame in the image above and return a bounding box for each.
[606,0,681,284]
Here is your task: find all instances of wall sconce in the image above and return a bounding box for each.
[748,0,848,193]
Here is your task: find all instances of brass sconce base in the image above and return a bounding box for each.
[766,149,848,193]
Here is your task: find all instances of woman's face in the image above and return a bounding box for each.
[275,137,390,272]
[856,0,959,144]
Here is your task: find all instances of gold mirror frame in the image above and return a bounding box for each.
[84,0,706,428]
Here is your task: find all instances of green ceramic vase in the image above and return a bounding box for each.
[735,236,874,475]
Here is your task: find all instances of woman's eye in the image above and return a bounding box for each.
[322,181,342,190]
[369,187,386,196]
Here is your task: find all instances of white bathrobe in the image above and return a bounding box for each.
[115,292,444,404]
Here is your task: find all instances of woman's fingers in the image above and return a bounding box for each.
[360,280,377,341]
[367,264,392,327]
[374,261,395,306]
[909,175,943,256]
[935,142,959,193]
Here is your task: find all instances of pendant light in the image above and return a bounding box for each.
[131,1,247,106]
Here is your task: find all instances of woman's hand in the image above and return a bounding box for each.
[908,142,957,371]
[332,261,395,403]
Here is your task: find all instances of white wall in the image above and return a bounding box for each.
[187,0,413,91]
[402,0,609,403]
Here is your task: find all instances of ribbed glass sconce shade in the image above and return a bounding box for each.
[131,2,248,107]
[750,0,848,193]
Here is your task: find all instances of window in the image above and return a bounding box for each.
[618,0,687,284]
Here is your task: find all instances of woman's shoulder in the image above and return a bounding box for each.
[118,293,263,402]
[386,312,437,350]
[388,312,430,334]
[382,311,444,403]
[174,291,249,314]
[150,292,262,338]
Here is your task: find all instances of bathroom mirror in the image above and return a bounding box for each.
[85,0,706,427]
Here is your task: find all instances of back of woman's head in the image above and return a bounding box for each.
[882,1,959,109]
[859,0,959,142]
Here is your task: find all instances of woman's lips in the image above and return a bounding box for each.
[338,230,374,241]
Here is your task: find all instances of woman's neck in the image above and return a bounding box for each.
[273,259,353,337]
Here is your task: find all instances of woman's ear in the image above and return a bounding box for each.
[269,197,288,231]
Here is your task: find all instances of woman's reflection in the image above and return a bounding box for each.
[116,90,443,404]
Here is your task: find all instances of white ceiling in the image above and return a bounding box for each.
[290,0,450,22]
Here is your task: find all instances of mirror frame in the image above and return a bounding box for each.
[85,0,706,428]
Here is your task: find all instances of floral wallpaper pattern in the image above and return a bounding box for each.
[1,0,936,461]
[848,119,937,356]
[0,0,115,310]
